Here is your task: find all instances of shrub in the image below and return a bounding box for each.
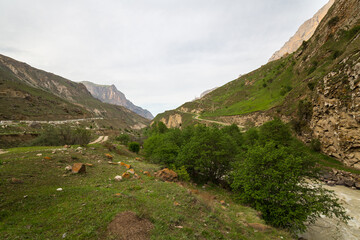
[171,165,191,182]
[258,118,292,146]
[307,82,316,91]
[310,138,321,152]
[231,142,349,233]
[128,142,140,154]
[328,16,339,27]
[31,125,92,146]
[115,134,130,145]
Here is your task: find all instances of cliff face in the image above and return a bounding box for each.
[81,81,154,120]
[268,0,334,62]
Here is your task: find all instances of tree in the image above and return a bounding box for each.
[128,142,140,154]
[115,133,130,145]
[231,142,349,233]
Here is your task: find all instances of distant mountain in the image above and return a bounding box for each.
[0,54,149,128]
[268,0,334,62]
[81,81,153,120]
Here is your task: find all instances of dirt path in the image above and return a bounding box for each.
[0,149,8,154]
[0,117,103,126]
[193,114,232,126]
[89,136,108,145]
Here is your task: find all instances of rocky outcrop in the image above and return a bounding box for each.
[311,52,360,168]
[269,0,334,62]
[321,169,360,189]
[160,114,183,128]
[81,81,153,120]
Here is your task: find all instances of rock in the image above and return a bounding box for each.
[122,172,131,179]
[10,177,23,184]
[220,200,226,205]
[84,163,93,167]
[72,163,86,174]
[108,161,119,165]
[143,171,151,177]
[120,162,131,169]
[44,156,51,160]
[114,175,122,181]
[64,145,71,148]
[114,193,122,197]
[135,157,141,161]
[326,181,336,186]
[336,179,345,185]
[154,168,178,182]
[344,178,355,187]
[355,182,360,189]
[247,223,270,232]
[65,165,72,171]
[29,121,41,129]
[127,169,135,174]
[133,173,141,179]
[173,201,180,206]
[36,153,42,156]
[57,188,63,191]
[105,153,113,160]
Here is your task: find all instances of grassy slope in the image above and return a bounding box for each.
[0,144,292,240]
[0,65,91,120]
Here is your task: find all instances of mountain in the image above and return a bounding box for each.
[268,0,335,62]
[0,54,149,128]
[155,0,360,168]
[81,81,153,120]
[200,87,218,98]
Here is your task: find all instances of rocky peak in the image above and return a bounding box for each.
[268,0,335,62]
[81,81,154,120]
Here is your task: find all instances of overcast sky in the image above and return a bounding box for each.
[0,0,329,116]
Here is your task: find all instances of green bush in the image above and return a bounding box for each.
[171,165,191,182]
[258,118,292,146]
[115,134,130,145]
[310,138,321,152]
[128,142,140,154]
[31,125,91,146]
[231,142,349,233]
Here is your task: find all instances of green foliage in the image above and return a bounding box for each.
[258,118,292,146]
[171,165,191,182]
[310,138,321,152]
[30,125,91,146]
[128,142,140,153]
[115,133,130,145]
[307,81,316,91]
[231,142,349,233]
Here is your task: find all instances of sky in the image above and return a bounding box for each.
[0,0,329,116]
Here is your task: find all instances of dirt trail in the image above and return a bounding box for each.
[89,136,108,145]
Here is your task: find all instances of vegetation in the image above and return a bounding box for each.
[115,133,130,145]
[30,125,92,146]
[143,120,350,233]
[128,141,140,154]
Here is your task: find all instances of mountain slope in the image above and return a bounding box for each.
[268,0,335,62]
[0,54,150,128]
[155,0,360,168]
[81,81,153,120]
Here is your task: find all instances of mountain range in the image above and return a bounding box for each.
[81,81,153,120]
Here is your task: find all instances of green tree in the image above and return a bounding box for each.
[231,142,349,233]
[115,133,130,145]
[258,118,292,146]
[128,142,140,154]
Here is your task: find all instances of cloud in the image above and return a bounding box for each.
[0,0,329,115]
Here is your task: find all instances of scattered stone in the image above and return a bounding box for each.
[114,193,122,197]
[108,161,119,165]
[221,206,227,210]
[11,178,23,184]
[143,171,151,177]
[114,175,122,181]
[36,153,42,156]
[24,195,28,198]
[120,162,131,169]
[355,182,360,189]
[72,163,86,174]
[44,156,51,160]
[344,179,355,187]
[174,201,180,206]
[85,163,93,167]
[135,157,141,161]
[57,188,63,191]
[62,232,67,238]
[247,223,270,232]
[175,226,183,229]
[52,151,56,154]
[105,153,113,160]
[64,145,71,148]
[127,169,135,174]
[220,200,226,205]
[65,165,72,171]
[326,181,336,186]
[133,173,141,179]
[90,147,96,150]
[76,147,83,151]
[154,168,178,182]
[122,172,131,179]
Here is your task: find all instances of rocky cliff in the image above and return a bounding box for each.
[81,81,153,120]
[268,0,334,62]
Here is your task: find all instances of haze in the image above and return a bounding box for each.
[0,0,328,116]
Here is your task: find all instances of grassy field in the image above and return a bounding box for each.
[0,144,292,240]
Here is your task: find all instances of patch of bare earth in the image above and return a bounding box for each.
[107,211,153,240]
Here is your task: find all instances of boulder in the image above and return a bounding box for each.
[44,156,51,160]
[127,169,135,174]
[105,154,113,160]
[114,175,122,181]
[143,171,151,177]
[355,182,360,189]
[10,177,23,184]
[122,172,131,179]
[344,178,355,187]
[65,165,72,171]
[120,162,131,169]
[154,168,178,182]
[72,163,86,174]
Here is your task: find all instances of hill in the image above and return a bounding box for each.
[155,0,360,168]
[0,54,150,129]
[81,81,154,120]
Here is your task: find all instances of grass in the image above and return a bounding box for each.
[0,144,292,239]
